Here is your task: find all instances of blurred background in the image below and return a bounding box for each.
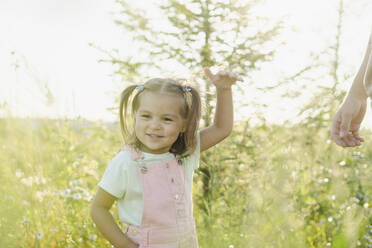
[1,0,371,247]
[1,0,371,125]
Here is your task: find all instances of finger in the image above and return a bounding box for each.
[217,70,227,77]
[351,130,364,142]
[333,136,346,147]
[228,72,241,82]
[339,112,352,137]
[341,134,358,147]
[204,67,214,80]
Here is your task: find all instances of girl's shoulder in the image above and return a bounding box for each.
[109,145,140,169]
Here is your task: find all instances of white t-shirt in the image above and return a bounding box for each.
[98,133,200,226]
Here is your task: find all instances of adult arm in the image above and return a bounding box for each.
[331,33,371,147]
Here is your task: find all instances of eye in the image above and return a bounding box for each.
[141,114,150,118]
[164,117,173,122]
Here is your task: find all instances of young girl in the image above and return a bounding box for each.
[90,67,242,248]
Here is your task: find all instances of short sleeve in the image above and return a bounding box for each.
[98,151,129,199]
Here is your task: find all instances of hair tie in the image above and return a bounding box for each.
[136,84,145,91]
[182,85,191,92]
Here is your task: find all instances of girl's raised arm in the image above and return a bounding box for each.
[200,67,242,152]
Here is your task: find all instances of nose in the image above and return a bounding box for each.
[149,118,161,130]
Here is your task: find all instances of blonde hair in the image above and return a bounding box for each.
[119,78,201,156]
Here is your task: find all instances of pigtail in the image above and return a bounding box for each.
[183,86,201,156]
[119,85,138,144]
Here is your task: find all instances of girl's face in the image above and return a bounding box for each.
[134,91,186,154]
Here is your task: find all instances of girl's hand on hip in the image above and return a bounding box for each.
[204,67,243,90]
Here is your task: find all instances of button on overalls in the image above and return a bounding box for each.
[123,147,198,248]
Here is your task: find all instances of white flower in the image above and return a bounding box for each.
[229,245,234,248]
[36,191,44,202]
[363,203,369,209]
[73,193,82,200]
[328,217,333,222]
[72,161,80,168]
[89,234,97,241]
[36,231,43,240]
[61,189,71,198]
[21,177,33,187]
[339,161,346,166]
[331,195,336,200]
[324,178,329,183]
[15,170,24,178]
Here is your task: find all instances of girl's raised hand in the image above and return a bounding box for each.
[204,67,243,89]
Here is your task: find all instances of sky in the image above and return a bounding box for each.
[0,0,371,128]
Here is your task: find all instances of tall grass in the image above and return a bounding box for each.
[0,117,371,247]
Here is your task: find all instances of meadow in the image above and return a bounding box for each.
[0,117,371,247]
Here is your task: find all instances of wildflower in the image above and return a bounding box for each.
[36,231,43,240]
[324,178,329,183]
[61,189,71,198]
[89,234,97,241]
[73,193,82,200]
[364,203,369,209]
[69,179,83,187]
[21,177,33,187]
[15,170,24,178]
[229,245,234,248]
[36,191,44,202]
[339,161,346,166]
[331,195,336,200]
[72,161,80,168]
[328,217,333,222]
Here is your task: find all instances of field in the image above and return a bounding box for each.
[1,117,371,247]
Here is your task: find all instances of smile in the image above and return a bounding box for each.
[146,134,163,139]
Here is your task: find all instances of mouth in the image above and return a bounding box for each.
[146,134,163,139]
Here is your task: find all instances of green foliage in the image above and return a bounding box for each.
[1,117,371,247]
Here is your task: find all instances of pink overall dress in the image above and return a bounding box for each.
[123,147,198,248]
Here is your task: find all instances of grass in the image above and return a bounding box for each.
[0,117,371,247]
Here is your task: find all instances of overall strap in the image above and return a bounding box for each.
[121,145,144,161]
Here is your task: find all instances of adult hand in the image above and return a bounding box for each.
[331,95,367,147]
